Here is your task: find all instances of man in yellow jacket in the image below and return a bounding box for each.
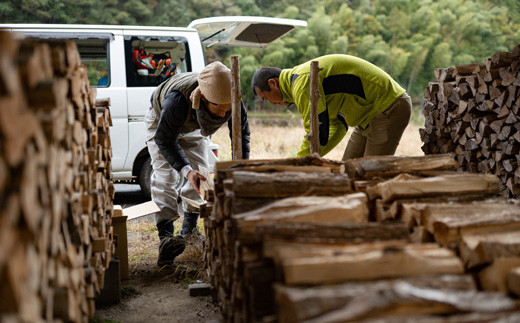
[252,54,412,159]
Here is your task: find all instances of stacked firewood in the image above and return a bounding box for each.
[0,32,114,322]
[347,154,520,294]
[420,45,520,198]
[204,154,520,322]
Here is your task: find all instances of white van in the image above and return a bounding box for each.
[1,17,306,197]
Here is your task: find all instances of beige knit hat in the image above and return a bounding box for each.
[190,61,232,109]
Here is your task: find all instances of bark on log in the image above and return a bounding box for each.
[232,171,352,198]
[376,174,499,202]
[253,221,408,244]
[264,241,463,285]
[343,154,458,180]
[230,56,242,160]
[307,60,321,155]
[276,275,477,323]
[234,193,369,240]
[217,154,344,173]
[303,283,517,323]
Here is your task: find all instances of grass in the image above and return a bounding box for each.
[127,216,207,283]
[248,110,301,120]
[211,110,425,161]
[121,286,140,298]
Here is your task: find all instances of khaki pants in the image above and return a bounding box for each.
[342,93,412,160]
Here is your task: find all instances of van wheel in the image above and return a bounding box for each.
[139,157,152,200]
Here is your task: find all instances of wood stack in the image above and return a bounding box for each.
[0,32,114,322]
[205,154,520,322]
[420,44,520,198]
[204,155,349,321]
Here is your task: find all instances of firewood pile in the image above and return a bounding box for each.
[0,32,114,322]
[204,154,520,322]
[420,44,520,198]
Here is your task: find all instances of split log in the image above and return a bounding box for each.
[387,194,495,228]
[375,173,499,202]
[421,46,520,198]
[276,275,476,323]
[479,257,520,292]
[311,312,520,323]
[234,193,369,240]
[426,203,520,246]
[264,241,464,285]
[459,229,520,269]
[410,226,435,243]
[302,282,517,323]
[226,165,332,174]
[507,266,520,296]
[216,154,344,173]
[253,222,409,244]
[343,154,457,180]
[231,171,352,198]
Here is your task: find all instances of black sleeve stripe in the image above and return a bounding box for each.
[336,112,349,132]
[318,110,329,146]
[290,74,299,86]
[323,74,366,99]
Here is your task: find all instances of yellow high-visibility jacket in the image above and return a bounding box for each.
[278,54,405,157]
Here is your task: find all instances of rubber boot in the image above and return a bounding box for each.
[156,220,185,266]
[181,212,200,236]
[157,219,174,239]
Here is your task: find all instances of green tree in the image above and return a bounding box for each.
[4,0,518,108]
[307,6,335,56]
[430,42,453,70]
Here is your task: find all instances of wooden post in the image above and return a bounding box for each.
[230,56,242,160]
[307,61,321,155]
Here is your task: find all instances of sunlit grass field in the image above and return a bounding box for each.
[212,110,425,162]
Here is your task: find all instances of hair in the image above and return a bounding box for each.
[251,67,282,95]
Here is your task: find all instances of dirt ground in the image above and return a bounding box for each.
[93,187,221,323]
[95,270,219,323]
[94,263,220,323]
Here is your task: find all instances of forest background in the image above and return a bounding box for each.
[1,0,519,110]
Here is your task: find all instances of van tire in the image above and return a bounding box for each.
[139,156,152,200]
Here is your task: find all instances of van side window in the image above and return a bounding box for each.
[76,38,110,87]
[22,32,111,88]
[124,36,191,87]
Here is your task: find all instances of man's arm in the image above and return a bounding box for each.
[292,75,329,157]
[154,90,190,171]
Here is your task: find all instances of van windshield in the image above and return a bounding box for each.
[124,36,190,87]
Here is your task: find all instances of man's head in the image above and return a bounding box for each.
[251,67,288,106]
[191,61,232,117]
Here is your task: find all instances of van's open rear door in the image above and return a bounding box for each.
[188,16,307,48]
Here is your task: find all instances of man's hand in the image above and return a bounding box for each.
[186,170,207,195]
